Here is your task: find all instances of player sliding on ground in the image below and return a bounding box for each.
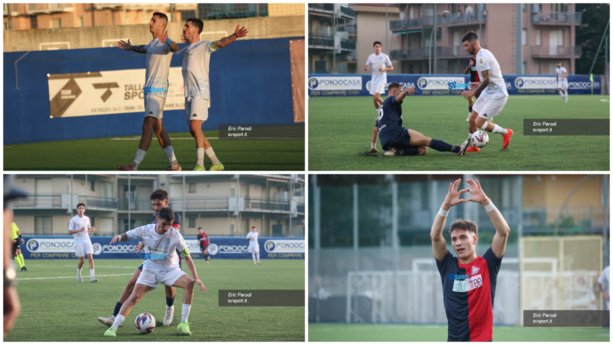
[377,82,463,156]
[459,31,513,155]
[365,41,393,154]
[431,178,510,341]
[98,189,183,328]
[104,207,205,337]
[180,20,248,170]
[117,12,182,171]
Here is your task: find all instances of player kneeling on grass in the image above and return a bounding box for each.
[431,178,510,341]
[376,82,463,156]
[104,207,206,337]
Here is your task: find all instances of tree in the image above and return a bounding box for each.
[575,4,610,75]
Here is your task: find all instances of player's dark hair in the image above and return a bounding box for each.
[186,18,203,34]
[373,41,382,47]
[76,203,85,209]
[153,12,168,24]
[449,219,478,235]
[158,207,175,223]
[251,226,256,229]
[461,31,479,43]
[198,227,203,230]
[150,189,169,202]
[388,82,401,91]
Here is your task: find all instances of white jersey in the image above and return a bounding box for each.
[246,232,259,246]
[69,215,92,246]
[182,40,217,104]
[556,67,567,80]
[144,38,173,99]
[126,224,187,272]
[599,266,610,294]
[366,53,392,84]
[475,49,508,98]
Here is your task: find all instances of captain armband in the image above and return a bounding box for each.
[181,248,190,257]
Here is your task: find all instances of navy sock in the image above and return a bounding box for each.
[166,295,175,307]
[205,254,209,261]
[429,139,459,153]
[468,106,472,113]
[394,147,420,156]
[113,302,122,317]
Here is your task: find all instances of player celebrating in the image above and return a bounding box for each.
[69,203,97,282]
[247,226,261,265]
[117,12,182,171]
[377,83,463,156]
[459,32,513,154]
[10,222,26,272]
[98,189,182,327]
[180,19,248,171]
[431,178,510,341]
[104,207,205,337]
[366,41,393,154]
[556,62,568,102]
[197,227,210,264]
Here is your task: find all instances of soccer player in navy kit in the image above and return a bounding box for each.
[378,82,463,156]
[431,178,510,342]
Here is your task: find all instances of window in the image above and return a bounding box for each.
[536,30,541,46]
[521,4,527,12]
[35,216,52,234]
[90,180,95,192]
[537,63,541,75]
[50,18,61,28]
[180,10,196,21]
[522,29,526,46]
[30,15,37,29]
[78,17,83,27]
[189,218,196,228]
[189,183,196,194]
[230,188,236,197]
[522,62,526,74]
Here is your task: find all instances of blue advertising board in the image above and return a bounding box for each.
[307,74,601,97]
[22,236,305,260]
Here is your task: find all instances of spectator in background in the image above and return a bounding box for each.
[598,265,610,310]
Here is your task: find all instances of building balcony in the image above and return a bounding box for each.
[12,194,117,211]
[530,45,582,59]
[437,11,486,27]
[390,16,434,32]
[338,24,357,35]
[78,196,118,211]
[391,45,486,60]
[169,198,230,212]
[118,199,154,213]
[531,11,581,25]
[308,3,334,15]
[340,6,356,19]
[12,194,62,209]
[309,34,334,49]
[27,4,73,14]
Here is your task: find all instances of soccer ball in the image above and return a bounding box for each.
[471,130,489,148]
[135,313,155,334]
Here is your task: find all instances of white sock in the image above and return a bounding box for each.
[77,268,82,277]
[256,252,260,263]
[110,315,116,321]
[133,149,147,167]
[111,314,125,330]
[370,143,376,149]
[559,90,564,97]
[492,124,508,135]
[90,269,95,279]
[205,147,220,165]
[252,252,256,263]
[181,304,191,323]
[564,90,568,98]
[197,148,205,167]
[163,146,177,165]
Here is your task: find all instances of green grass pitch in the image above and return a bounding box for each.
[308,95,609,171]
[4,130,304,171]
[308,323,610,342]
[5,259,304,342]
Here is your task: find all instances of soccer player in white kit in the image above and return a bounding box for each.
[598,265,610,310]
[246,226,261,264]
[68,203,97,283]
[179,19,248,171]
[104,207,206,337]
[556,62,568,102]
[365,41,393,154]
[459,32,514,155]
[117,12,182,171]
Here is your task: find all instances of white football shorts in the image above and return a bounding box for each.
[75,242,93,257]
[557,80,568,90]
[248,244,260,254]
[473,94,508,120]
[185,97,209,124]
[144,94,166,119]
[370,82,386,95]
[136,268,187,289]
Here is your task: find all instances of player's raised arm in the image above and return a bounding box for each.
[465,179,510,258]
[157,31,179,52]
[215,25,248,49]
[431,179,469,262]
[394,87,414,102]
[109,233,130,244]
[118,39,147,54]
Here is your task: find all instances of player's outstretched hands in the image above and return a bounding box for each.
[194,279,207,292]
[109,235,121,245]
[118,39,132,50]
[442,178,470,209]
[158,31,168,44]
[465,179,490,205]
[235,25,248,38]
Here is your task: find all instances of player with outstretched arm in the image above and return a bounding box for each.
[431,178,510,341]
[104,207,205,337]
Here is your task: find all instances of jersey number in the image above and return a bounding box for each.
[376,107,384,122]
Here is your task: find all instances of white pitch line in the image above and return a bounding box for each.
[16,273,133,281]
[64,265,140,269]
[110,137,218,141]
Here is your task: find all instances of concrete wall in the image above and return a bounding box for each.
[4,14,304,52]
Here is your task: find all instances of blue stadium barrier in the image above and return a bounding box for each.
[21,236,305,260]
[308,74,601,97]
[4,37,304,145]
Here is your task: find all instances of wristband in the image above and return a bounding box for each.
[166,37,173,46]
[438,208,449,217]
[484,201,496,212]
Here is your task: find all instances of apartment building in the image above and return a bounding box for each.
[308,3,357,73]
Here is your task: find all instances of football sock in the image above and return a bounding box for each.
[113,302,122,317]
[559,90,564,97]
[166,296,175,307]
[77,268,82,278]
[252,252,257,263]
[394,147,420,156]
[14,255,23,268]
[18,254,25,268]
[181,304,191,323]
[564,90,568,98]
[90,269,95,279]
[133,149,147,167]
[197,148,205,167]
[205,147,220,165]
[204,254,209,261]
[429,139,458,153]
[256,252,260,263]
[492,124,508,135]
[163,146,177,165]
[371,143,376,149]
[468,106,472,113]
[111,314,125,331]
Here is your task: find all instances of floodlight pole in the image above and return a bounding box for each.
[588,19,610,76]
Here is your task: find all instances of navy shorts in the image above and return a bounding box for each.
[12,241,20,253]
[380,127,412,151]
[200,245,208,251]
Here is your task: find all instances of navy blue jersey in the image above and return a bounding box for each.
[436,247,503,341]
[466,57,480,83]
[152,212,182,260]
[376,95,405,149]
